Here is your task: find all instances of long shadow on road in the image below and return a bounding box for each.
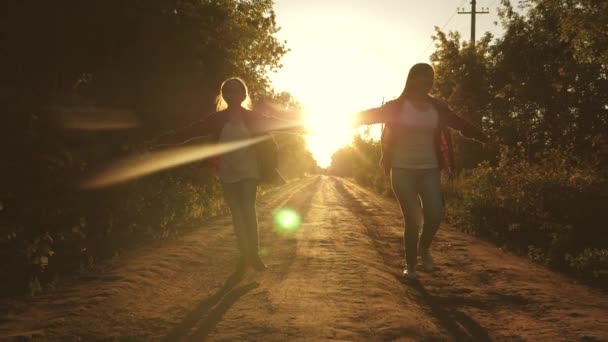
[410,281,492,342]
[163,177,322,341]
[162,268,256,342]
[331,178,491,341]
[187,281,259,341]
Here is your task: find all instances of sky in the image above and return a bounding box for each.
[269,0,504,167]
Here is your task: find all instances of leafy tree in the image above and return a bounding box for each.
[265,92,318,179]
[430,0,607,164]
[329,0,608,284]
[430,29,495,168]
[0,0,296,295]
[546,0,608,66]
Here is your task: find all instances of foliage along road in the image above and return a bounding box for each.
[0,176,606,341]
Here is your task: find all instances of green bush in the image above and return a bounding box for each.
[0,157,228,296]
[443,147,607,284]
[0,130,316,297]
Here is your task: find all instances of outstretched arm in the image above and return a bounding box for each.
[352,101,397,126]
[252,103,308,134]
[148,114,215,148]
[435,100,489,144]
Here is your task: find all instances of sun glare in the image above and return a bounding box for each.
[279,40,395,169]
[303,103,356,168]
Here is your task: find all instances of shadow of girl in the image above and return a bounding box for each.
[162,268,258,342]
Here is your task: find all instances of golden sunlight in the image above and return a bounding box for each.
[303,104,355,168]
[284,42,393,168]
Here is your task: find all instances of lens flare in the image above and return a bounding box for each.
[52,106,140,130]
[273,208,302,233]
[81,136,269,189]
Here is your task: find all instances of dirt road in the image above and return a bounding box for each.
[1,176,606,341]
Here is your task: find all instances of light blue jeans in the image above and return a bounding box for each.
[222,179,260,261]
[391,168,443,268]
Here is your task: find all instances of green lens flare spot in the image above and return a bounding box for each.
[273,208,302,233]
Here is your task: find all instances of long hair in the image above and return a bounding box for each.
[215,77,253,111]
[397,63,435,101]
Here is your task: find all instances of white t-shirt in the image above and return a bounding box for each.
[218,118,259,183]
[391,99,439,169]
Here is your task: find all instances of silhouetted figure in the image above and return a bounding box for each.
[156,77,303,271]
[356,63,491,280]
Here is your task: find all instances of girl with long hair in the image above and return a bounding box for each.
[356,63,491,280]
[157,77,303,272]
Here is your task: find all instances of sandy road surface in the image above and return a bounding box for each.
[0,176,606,341]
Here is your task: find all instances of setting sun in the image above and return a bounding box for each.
[303,103,356,168]
[269,8,409,168]
[285,42,393,168]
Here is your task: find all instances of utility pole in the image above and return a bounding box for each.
[458,0,489,46]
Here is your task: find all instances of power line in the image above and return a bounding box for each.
[417,0,468,61]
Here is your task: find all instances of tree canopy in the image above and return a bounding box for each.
[430,0,607,166]
[0,1,315,296]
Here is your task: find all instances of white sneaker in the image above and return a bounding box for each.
[421,249,435,272]
[402,267,417,281]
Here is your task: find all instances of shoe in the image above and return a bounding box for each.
[402,267,417,281]
[251,256,267,271]
[420,248,435,272]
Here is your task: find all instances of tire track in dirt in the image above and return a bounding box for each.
[332,177,490,341]
[3,176,606,341]
[204,176,447,341]
[2,214,244,342]
[332,176,608,341]
[167,176,322,341]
